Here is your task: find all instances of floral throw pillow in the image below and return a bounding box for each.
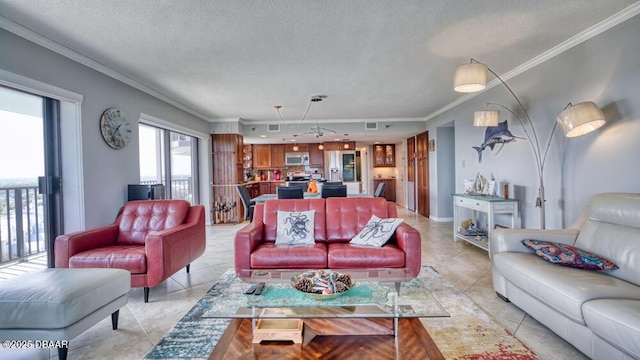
[521,239,618,271]
[275,210,315,245]
[350,215,404,247]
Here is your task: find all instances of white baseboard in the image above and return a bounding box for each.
[429,216,453,222]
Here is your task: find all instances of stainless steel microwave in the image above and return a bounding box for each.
[285,152,309,166]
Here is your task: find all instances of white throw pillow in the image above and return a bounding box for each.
[275,210,315,245]
[350,215,403,247]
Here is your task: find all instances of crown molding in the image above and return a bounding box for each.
[234,117,426,125]
[139,112,209,139]
[425,2,640,123]
[0,15,210,121]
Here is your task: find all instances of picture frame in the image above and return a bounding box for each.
[428,139,435,152]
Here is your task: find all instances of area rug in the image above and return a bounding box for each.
[144,266,537,359]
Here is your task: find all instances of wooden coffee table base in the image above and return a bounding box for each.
[209,317,444,359]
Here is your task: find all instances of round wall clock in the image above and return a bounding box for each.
[100,108,132,149]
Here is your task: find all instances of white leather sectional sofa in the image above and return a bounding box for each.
[490,193,640,359]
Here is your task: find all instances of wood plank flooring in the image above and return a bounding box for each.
[209,317,444,360]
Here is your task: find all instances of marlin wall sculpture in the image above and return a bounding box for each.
[473,120,522,163]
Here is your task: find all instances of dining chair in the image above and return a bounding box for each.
[321,184,347,198]
[277,186,304,199]
[236,185,255,221]
[288,182,309,191]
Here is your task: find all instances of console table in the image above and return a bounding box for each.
[453,194,519,253]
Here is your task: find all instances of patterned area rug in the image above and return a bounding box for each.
[144,266,537,359]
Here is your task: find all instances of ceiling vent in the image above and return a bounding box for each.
[267,124,280,132]
[365,122,378,130]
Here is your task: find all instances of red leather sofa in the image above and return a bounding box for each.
[234,197,421,276]
[55,200,206,302]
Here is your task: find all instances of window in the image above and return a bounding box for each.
[139,123,199,203]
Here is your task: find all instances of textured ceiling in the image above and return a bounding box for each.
[0,0,637,143]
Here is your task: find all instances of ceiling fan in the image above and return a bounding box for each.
[297,124,337,138]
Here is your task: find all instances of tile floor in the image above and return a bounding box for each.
[0,207,588,360]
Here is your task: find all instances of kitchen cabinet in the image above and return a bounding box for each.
[373,144,395,167]
[321,141,356,151]
[211,134,244,224]
[286,143,309,153]
[373,178,396,202]
[271,144,286,168]
[259,182,270,195]
[247,183,260,198]
[270,181,285,194]
[242,144,253,169]
[309,144,324,168]
[253,144,271,169]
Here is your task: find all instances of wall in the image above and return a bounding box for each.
[433,126,455,221]
[427,14,640,229]
[0,28,212,228]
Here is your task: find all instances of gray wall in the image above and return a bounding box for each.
[427,14,640,229]
[435,126,455,220]
[0,28,212,228]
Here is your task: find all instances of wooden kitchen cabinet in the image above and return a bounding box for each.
[321,141,356,151]
[242,144,253,169]
[259,182,270,195]
[373,178,396,202]
[309,144,324,168]
[271,144,286,168]
[270,181,285,194]
[285,143,309,153]
[253,144,271,169]
[211,134,244,224]
[374,144,395,167]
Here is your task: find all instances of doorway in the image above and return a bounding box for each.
[0,86,63,267]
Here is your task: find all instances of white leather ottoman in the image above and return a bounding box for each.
[0,268,130,360]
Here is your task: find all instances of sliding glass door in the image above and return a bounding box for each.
[0,86,62,266]
[139,123,199,203]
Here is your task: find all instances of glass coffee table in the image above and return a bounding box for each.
[202,268,449,338]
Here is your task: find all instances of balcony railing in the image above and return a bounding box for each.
[140,179,193,202]
[0,186,46,265]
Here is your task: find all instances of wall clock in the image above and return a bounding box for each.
[100,108,132,149]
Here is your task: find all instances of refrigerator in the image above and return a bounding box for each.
[325,151,361,182]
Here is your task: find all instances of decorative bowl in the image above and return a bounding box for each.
[291,270,355,300]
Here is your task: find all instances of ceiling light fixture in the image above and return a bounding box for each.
[275,95,339,138]
[274,95,325,125]
[318,144,324,150]
[454,58,606,229]
[343,134,350,149]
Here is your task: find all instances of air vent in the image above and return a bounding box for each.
[365,122,378,130]
[267,124,280,132]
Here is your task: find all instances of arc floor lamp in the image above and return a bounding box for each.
[453,59,606,229]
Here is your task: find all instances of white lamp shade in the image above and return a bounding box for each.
[556,101,606,138]
[454,62,488,93]
[474,110,499,127]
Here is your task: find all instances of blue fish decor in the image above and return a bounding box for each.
[473,120,522,163]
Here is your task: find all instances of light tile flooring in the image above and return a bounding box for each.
[0,208,588,360]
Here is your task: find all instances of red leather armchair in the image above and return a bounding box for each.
[55,200,206,302]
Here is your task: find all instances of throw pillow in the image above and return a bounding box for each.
[275,210,315,245]
[521,239,618,271]
[350,215,403,247]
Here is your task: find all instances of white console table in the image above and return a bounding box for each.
[453,194,519,253]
